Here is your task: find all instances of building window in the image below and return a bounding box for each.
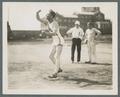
[72,19,75,22]
[66,19,69,22]
[64,19,67,22]
[68,19,71,22]
[58,19,62,22]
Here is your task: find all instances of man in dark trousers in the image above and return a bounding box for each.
[67,21,84,63]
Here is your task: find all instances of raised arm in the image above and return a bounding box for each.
[36,10,48,25]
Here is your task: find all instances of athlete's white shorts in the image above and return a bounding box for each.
[52,36,64,46]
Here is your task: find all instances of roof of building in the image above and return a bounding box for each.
[78,12,95,15]
[56,12,78,18]
[63,14,78,18]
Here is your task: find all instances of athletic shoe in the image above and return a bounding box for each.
[48,73,57,78]
[72,61,74,64]
[58,68,63,73]
[85,61,91,63]
[91,62,96,64]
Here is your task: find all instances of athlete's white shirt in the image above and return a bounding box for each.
[48,20,64,46]
[85,28,101,42]
[67,27,84,39]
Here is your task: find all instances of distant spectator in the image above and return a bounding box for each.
[84,22,101,64]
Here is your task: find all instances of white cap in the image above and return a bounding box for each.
[75,21,80,25]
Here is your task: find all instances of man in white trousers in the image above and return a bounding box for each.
[36,9,64,78]
[85,22,101,64]
[67,21,84,63]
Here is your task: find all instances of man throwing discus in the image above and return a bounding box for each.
[36,9,64,78]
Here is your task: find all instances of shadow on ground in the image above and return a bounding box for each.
[82,62,112,66]
[61,75,112,88]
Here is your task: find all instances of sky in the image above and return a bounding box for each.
[3,2,117,30]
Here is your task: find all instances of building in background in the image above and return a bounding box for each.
[56,7,112,36]
[8,7,112,41]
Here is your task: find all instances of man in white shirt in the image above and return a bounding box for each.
[67,21,84,63]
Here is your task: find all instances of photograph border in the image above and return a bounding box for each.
[1,0,119,96]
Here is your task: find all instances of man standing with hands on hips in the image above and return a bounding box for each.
[67,21,84,63]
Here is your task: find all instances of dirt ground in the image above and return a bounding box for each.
[8,40,112,90]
